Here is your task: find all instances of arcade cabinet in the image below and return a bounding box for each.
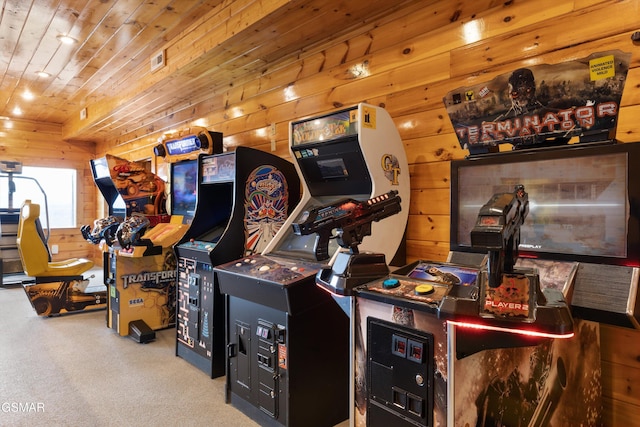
[173,146,300,378]
[88,131,217,341]
[351,51,635,426]
[3,160,105,316]
[214,103,410,427]
[354,185,577,427]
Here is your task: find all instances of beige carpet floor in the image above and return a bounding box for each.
[0,271,260,427]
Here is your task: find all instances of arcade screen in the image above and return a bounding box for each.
[171,159,198,218]
[450,142,640,265]
[201,153,235,183]
[91,157,110,179]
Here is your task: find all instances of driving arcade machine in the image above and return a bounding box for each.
[11,161,106,316]
[173,145,300,378]
[89,130,218,342]
[87,154,171,341]
[214,103,410,427]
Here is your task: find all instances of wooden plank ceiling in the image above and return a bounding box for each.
[0,0,418,144]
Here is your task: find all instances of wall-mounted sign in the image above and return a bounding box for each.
[443,50,631,155]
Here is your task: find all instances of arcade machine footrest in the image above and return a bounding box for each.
[129,320,155,343]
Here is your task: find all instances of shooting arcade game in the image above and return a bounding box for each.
[214,103,410,427]
[172,145,300,378]
[87,130,218,342]
[350,50,633,427]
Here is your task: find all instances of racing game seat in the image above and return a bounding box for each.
[16,200,94,279]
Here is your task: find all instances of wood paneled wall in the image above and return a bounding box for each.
[0,119,96,263]
[6,0,638,424]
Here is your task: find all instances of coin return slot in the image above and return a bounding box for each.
[392,387,407,409]
[257,353,272,368]
[407,393,424,417]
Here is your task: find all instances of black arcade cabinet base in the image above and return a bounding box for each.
[215,254,350,427]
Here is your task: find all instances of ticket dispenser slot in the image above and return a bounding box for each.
[367,318,434,427]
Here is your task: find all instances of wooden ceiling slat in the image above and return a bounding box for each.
[0,0,31,77]
[62,0,175,95]
[33,0,212,123]
[30,1,113,121]
[46,0,150,100]
[66,0,431,142]
[63,0,292,138]
[70,0,418,141]
[0,0,33,112]
[72,0,206,98]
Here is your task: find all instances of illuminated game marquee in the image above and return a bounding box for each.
[443,50,631,154]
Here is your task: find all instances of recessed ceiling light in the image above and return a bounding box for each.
[57,34,78,45]
[22,90,34,101]
[36,71,51,78]
[12,107,22,116]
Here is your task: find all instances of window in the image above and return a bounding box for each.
[0,166,77,229]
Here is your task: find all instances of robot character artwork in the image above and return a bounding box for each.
[443,50,631,154]
[80,215,122,245]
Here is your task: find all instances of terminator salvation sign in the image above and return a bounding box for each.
[443,51,631,154]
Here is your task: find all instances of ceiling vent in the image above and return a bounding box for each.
[151,49,166,72]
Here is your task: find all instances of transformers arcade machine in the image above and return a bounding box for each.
[351,51,634,427]
[172,145,300,378]
[88,131,218,342]
[214,103,410,427]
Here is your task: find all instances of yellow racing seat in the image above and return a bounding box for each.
[16,200,94,279]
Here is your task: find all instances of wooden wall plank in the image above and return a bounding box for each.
[406,239,451,263]
[600,321,640,404]
[409,188,450,216]
[601,359,640,407]
[602,396,640,427]
[1,119,97,263]
[409,161,451,190]
[449,0,637,77]
[406,214,449,243]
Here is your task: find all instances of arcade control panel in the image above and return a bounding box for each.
[356,261,479,316]
[215,254,324,315]
[218,254,321,285]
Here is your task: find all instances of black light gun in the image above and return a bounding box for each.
[470,185,529,288]
[292,190,402,261]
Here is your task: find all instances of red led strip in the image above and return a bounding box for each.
[447,320,574,339]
